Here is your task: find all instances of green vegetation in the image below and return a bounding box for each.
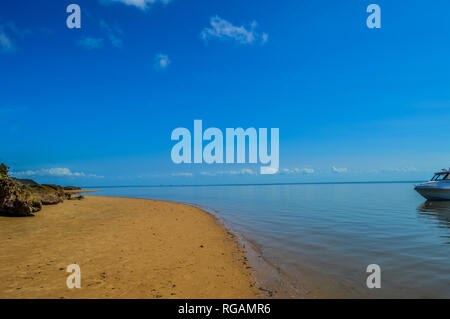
[0,163,9,179]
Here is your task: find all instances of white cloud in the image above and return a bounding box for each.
[100,20,123,48]
[77,37,104,50]
[261,167,278,175]
[281,168,315,174]
[13,168,103,178]
[5,21,31,38]
[0,26,15,53]
[200,169,257,176]
[171,172,193,177]
[240,168,256,175]
[261,32,269,44]
[200,171,215,176]
[0,21,32,54]
[78,21,123,50]
[200,16,268,45]
[332,166,348,173]
[100,0,171,10]
[155,54,170,70]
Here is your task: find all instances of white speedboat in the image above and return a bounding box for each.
[415,169,450,201]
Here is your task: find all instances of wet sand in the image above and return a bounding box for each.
[0,196,259,299]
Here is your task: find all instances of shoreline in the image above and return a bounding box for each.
[74,193,295,298]
[154,200,352,299]
[82,193,350,298]
[0,195,260,298]
[83,193,292,298]
[191,204,294,298]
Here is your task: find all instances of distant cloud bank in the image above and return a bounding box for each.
[200,168,257,176]
[332,166,348,173]
[201,16,268,45]
[171,172,193,177]
[281,168,315,174]
[13,168,103,178]
[382,167,418,173]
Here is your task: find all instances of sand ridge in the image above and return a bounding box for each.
[0,195,259,299]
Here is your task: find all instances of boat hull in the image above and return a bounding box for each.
[415,187,450,201]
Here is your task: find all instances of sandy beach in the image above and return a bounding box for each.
[0,195,259,299]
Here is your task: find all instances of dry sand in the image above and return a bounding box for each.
[0,196,259,299]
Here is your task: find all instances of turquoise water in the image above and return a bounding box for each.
[92,183,450,298]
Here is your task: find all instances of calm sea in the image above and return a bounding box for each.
[91,182,450,298]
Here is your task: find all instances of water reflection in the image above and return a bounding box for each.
[417,201,450,231]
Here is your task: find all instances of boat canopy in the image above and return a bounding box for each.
[431,169,450,181]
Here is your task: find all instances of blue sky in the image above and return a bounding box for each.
[1,0,450,186]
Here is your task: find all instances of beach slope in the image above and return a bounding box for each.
[0,196,258,298]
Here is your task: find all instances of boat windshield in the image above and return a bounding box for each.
[431,173,449,181]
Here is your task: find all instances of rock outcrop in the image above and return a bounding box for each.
[66,193,84,200]
[63,186,82,191]
[0,178,77,217]
[28,184,65,205]
[11,178,39,186]
[0,179,42,216]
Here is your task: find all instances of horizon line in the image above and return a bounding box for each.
[81,180,426,189]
